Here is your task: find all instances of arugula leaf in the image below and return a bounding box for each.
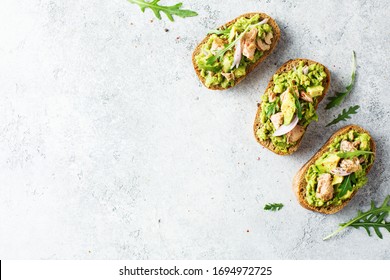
[264,203,284,211]
[325,51,357,109]
[326,105,360,127]
[350,172,357,184]
[265,102,276,118]
[324,195,390,240]
[337,174,353,198]
[337,150,374,158]
[127,0,198,21]
[294,95,303,119]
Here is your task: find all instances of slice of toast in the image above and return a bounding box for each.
[253,59,331,155]
[192,12,280,90]
[293,125,376,214]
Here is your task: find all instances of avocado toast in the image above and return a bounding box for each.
[192,13,280,90]
[293,125,376,214]
[253,59,331,155]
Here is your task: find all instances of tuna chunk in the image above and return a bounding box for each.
[242,27,258,60]
[221,72,235,81]
[300,91,313,103]
[340,158,360,173]
[286,125,305,143]
[280,88,289,103]
[340,140,356,152]
[268,91,277,102]
[210,37,225,52]
[270,112,284,129]
[264,32,273,45]
[316,173,334,201]
[256,38,270,51]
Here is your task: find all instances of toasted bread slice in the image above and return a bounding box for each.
[192,13,280,90]
[293,125,376,214]
[253,59,331,155]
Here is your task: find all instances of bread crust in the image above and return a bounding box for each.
[253,59,331,155]
[192,13,280,90]
[292,125,376,214]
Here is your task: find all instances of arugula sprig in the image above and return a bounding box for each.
[127,0,198,21]
[324,195,390,240]
[326,105,359,127]
[325,51,357,109]
[337,150,374,158]
[294,95,303,119]
[265,102,276,118]
[264,203,284,211]
[336,173,356,199]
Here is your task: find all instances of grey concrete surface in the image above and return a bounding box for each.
[0,0,389,259]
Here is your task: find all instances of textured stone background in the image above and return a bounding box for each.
[0,0,389,259]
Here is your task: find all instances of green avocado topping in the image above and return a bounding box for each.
[195,14,274,89]
[305,130,374,207]
[255,61,327,153]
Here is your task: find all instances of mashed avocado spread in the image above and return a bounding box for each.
[195,14,274,88]
[305,130,374,207]
[255,61,327,153]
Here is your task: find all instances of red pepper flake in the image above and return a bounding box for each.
[257,157,261,160]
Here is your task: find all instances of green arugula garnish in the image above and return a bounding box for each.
[326,105,359,127]
[336,174,354,199]
[324,195,390,240]
[265,102,276,118]
[127,0,198,21]
[264,203,284,211]
[337,150,374,158]
[325,51,357,109]
[294,95,303,119]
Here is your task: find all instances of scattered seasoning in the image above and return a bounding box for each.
[176,36,180,40]
[257,157,261,161]
[246,230,250,233]
[164,28,169,32]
